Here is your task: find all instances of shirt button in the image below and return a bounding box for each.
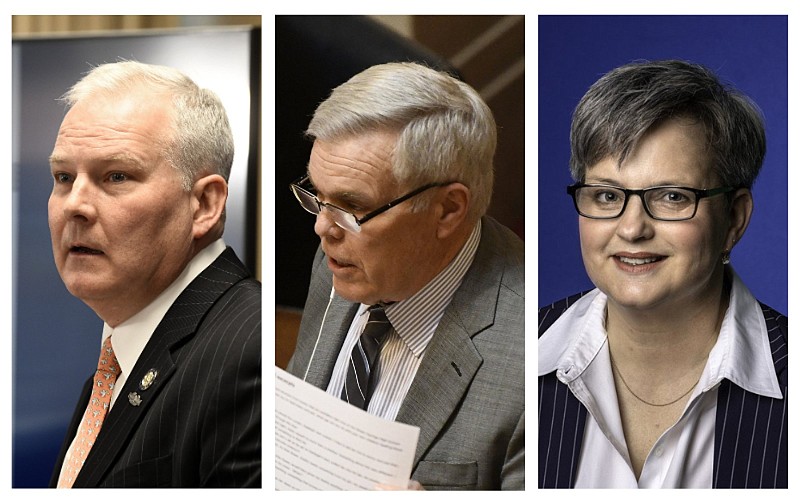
[654,446,664,457]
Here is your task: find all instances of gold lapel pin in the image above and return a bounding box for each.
[139,369,158,391]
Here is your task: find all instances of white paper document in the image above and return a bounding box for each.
[275,367,420,490]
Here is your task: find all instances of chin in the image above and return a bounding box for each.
[611,291,688,315]
[331,278,375,305]
[598,282,669,311]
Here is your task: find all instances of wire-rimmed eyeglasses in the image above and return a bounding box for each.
[290,175,456,233]
[566,183,735,221]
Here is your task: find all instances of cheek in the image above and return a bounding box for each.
[578,221,608,257]
[684,227,723,265]
[47,196,62,228]
[110,200,188,247]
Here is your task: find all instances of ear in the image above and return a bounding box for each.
[435,182,471,239]
[191,174,228,240]
[724,188,753,252]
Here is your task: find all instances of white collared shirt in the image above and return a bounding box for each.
[538,268,782,488]
[58,239,227,479]
[102,238,226,408]
[326,221,481,420]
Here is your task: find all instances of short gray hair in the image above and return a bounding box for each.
[570,59,766,188]
[62,60,234,190]
[307,62,496,221]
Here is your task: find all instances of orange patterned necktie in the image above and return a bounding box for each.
[57,336,121,488]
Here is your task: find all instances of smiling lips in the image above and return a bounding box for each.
[613,252,665,271]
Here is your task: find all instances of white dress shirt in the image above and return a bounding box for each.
[58,239,226,479]
[326,222,481,420]
[102,238,226,408]
[538,267,783,488]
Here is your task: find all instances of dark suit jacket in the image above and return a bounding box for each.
[287,216,525,490]
[538,292,788,488]
[50,247,261,488]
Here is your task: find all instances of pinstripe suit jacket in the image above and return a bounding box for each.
[287,216,525,490]
[49,247,261,488]
[538,291,788,488]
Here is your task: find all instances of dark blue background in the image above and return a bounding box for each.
[538,15,788,315]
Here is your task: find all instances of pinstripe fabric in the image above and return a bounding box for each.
[713,304,788,488]
[538,294,787,489]
[326,222,480,420]
[538,292,589,488]
[49,248,261,487]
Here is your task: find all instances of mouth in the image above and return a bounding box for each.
[613,253,666,270]
[616,255,663,266]
[329,256,353,268]
[69,245,104,255]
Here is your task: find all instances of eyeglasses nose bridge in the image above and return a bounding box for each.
[618,189,655,220]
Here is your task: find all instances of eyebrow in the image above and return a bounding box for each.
[306,172,371,208]
[586,177,689,187]
[48,152,146,170]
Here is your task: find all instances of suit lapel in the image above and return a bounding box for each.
[395,315,483,466]
[395,228,505,466]
[303,294,358,390]
[712,304,788,488]
[73,248,250,487]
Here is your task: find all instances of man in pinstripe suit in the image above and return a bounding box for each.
[286,63,524,490]
[47,62,261,487]
[538,60,787,488]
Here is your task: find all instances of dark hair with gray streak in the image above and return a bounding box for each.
[570,59,766,189]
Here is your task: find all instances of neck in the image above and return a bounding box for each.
[606,276,729,372]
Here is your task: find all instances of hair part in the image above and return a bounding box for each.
[306,62,496,221]
[61,60,234,191]
[570,59,766,189]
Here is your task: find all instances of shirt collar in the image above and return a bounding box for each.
[102,239,227,379]
[538,267,782,399]
[538,289,606,382]
[368,221,481,358]
[704,267,783,398]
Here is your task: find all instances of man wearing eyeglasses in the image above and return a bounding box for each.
[286,62,524,491]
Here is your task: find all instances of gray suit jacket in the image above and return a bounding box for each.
[287,216,524,490]
[50,248,261,487]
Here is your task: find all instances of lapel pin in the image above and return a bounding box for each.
[128,392,142,407]
[139,369,158,391]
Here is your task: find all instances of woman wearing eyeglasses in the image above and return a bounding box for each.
[538,60,787,488]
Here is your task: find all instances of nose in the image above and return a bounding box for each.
[313,207,345,240]
[61,175,98,223]
[615,194,654,242]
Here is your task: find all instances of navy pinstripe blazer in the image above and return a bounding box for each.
[49,248,261,488]
[538,292,788,488]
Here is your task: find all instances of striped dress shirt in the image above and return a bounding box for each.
[538,268,788,488]
[326,221,481,420]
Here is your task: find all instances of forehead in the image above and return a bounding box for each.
[587,119,714,186]
[51,92,173,165]
[307,131,399,196]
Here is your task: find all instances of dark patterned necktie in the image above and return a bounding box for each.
[341,305,392,410]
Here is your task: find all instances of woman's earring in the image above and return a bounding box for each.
[722,250,731,265]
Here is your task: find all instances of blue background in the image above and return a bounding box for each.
[538,15,788,315]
